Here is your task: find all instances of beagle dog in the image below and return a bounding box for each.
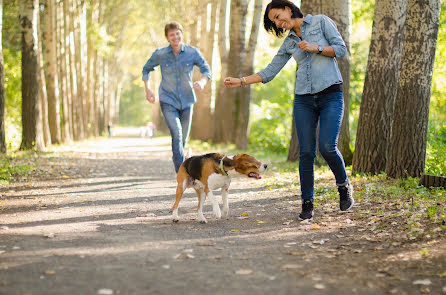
[172,153,267,223]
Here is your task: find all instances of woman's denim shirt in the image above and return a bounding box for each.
[142,44,211,110]
[258,14,347,95]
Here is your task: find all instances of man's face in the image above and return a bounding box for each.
[166,29,183,47]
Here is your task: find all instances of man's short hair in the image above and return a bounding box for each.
[165,21,184,37]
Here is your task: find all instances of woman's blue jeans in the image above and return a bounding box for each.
[160,102,193,173]
[293,91,348,200]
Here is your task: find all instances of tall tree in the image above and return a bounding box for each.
[213,0,230,143]
[352,0,408,174]
[301,0,353,164]
[42,0,61,144]
[37,6,51,147]
[386,0,441,178]
[190,0,217,141]
[20,0,44,150]
[213,0,263,148]
[0,0,6,153]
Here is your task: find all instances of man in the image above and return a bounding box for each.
[142,21,211,172]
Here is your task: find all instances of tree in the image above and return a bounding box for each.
[190,0,217,141]
[352,0,408,174]
[386,0,441,178]
[0,0,6,153]
[213,0,263,148]
[20,0,44,150]
[42,0,61,144]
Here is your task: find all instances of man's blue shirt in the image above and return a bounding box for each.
[258,14,347,95]
[142,44,211,110]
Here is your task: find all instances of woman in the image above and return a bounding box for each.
[142,21,211,173]
[224,0,354,220]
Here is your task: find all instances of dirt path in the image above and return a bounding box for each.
[1,136,445,295]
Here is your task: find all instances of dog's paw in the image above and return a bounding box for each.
[214,210,222,219]
[221,208,229,218]
[199,217,208,224]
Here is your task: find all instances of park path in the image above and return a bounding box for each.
[0,135,445,295]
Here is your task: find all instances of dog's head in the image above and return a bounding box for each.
[225,153,267,179]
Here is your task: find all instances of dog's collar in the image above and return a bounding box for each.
[220,157,228,176]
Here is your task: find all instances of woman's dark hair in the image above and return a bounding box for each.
[263,0,303,37]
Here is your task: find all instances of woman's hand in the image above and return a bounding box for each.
[297,40,318,53]
[223,77,241,88]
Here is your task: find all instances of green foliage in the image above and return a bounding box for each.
[0,155,33,184]
[249,54,295,155]
[3,49,22,150]
[118,76,152,126]
[425,122,446,176]
[430,1,446,124]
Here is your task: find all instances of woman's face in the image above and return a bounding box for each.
[268,6,293,30]
[166,29,183,47]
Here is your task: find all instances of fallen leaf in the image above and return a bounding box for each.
[312,224,321,230]
[314,284,326,290]
[241,212,249,216]
[413,279,432,286]
[235,269,253,275]
[44,269,56,275]
[231,230,240,232]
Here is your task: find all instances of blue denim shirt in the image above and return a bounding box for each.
[258,14,347,95]
[142,44,211,110]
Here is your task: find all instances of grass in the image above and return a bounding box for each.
[0,153,35,185]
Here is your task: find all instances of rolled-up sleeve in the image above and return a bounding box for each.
[322,16,347,58]
[142,49,160,81]
[194,49,212,80]
[257,40,292,84]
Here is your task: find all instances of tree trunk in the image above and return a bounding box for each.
[227,0,248,147]
[56,0,71,143]
[43,0,61,144]
[20,0,44,150]
[213,0,230,143]
[37,7,51,147]
[301,0,353,164]
[287,118,299,161]
[0,0,6,153]
[190,0,216,141]
[386,0,441,178]
[86,0,97,137]
[352,0,408,174]
[235,0,262,149]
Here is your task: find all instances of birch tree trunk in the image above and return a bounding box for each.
[300,0,353,164]
[20,0,45,150]
[0,0,6,153]
[43,0,61,144]
[352,0,408,174]
[386,0,441,178]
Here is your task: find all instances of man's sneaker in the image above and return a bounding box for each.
[299,199,314,220]
[338,183,354,211]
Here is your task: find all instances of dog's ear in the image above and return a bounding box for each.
[222,156,235,170]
